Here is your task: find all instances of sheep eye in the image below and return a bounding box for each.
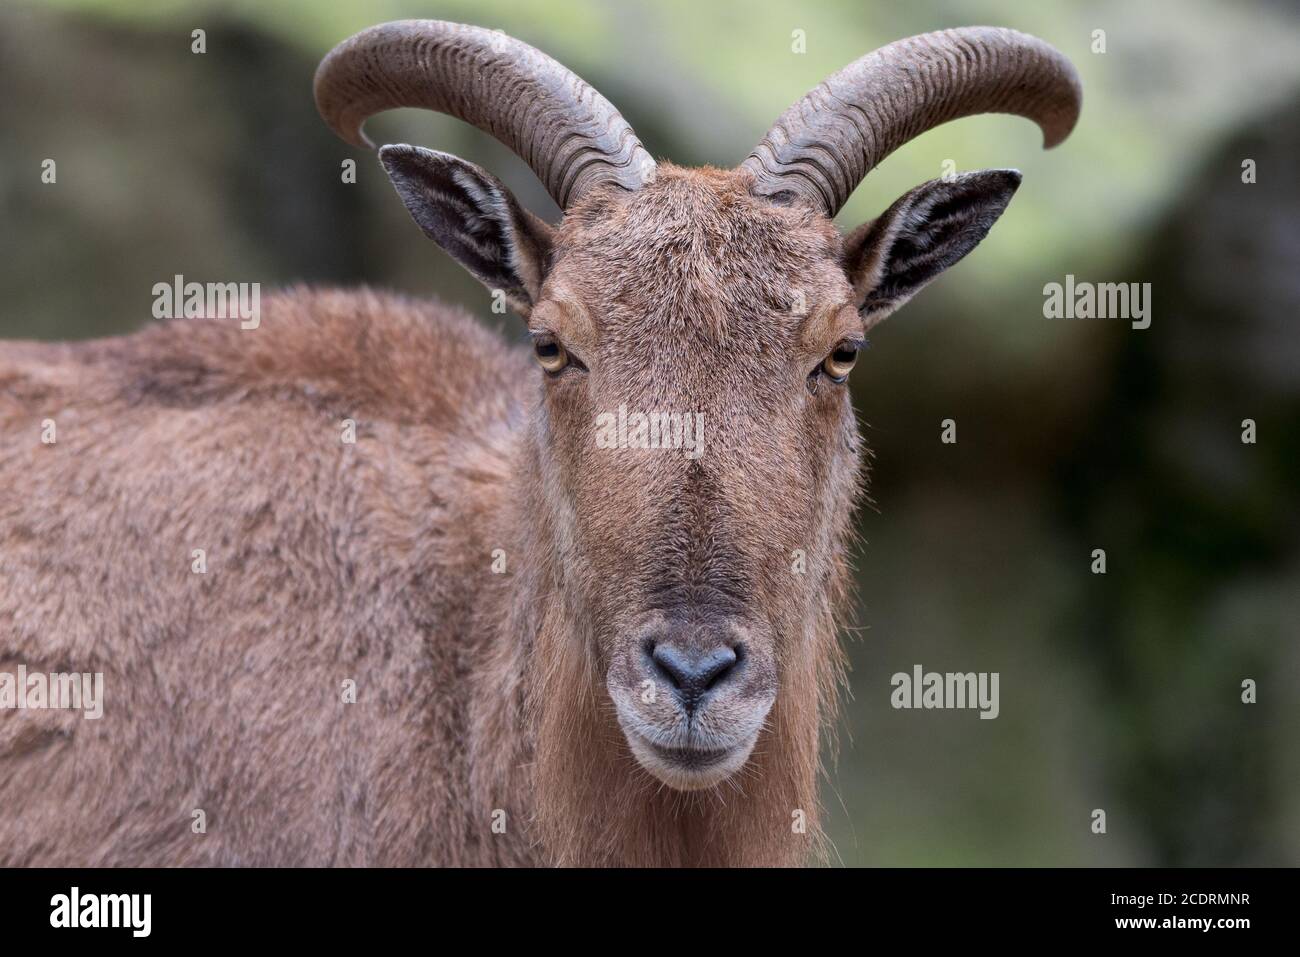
[821,340,862,382]
[532,335,568,374]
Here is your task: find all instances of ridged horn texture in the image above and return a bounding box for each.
[314,20,655,210]
[742,27,1082,216]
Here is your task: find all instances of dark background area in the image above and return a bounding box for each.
[2,0,1297,865]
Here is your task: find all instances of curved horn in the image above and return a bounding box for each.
[741,27,1082,216]
[314,20,655,210]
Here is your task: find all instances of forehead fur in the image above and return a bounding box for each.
[551,164,850,348]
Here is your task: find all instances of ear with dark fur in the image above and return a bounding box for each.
[378,144,553,313]
[843,169,1021,328]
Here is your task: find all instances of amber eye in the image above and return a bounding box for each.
[532,335,568,374]
[821,340,862,382]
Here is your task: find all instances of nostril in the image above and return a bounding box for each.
[649,643,740,703]
[699,646,738,690]
[648,643,686,690]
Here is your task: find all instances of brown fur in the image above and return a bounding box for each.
[0,168,867,866]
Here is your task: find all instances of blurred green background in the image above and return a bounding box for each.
[2,0,1297,865]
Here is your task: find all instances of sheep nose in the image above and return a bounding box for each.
[649,642,740,709]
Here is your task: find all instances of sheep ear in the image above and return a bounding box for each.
[379,144,553,314]
[843,169,1021,328]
